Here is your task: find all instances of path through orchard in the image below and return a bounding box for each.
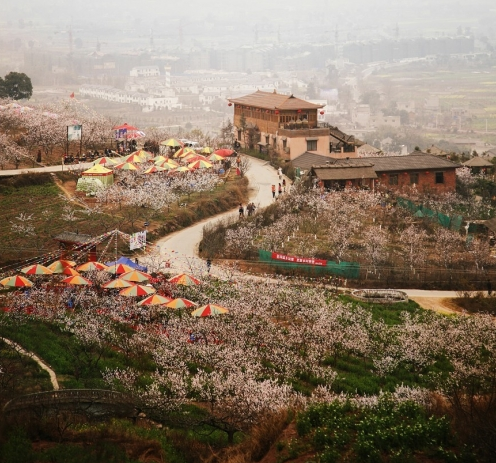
[153,157,461,312]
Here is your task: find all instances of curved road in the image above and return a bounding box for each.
[154,156,281,273]
[152,157,460,307]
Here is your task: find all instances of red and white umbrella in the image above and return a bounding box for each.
[119,284,156,297]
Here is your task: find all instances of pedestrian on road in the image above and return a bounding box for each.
[282,178,286,192]
[278,183,283,196]
[271,184,276,199]
[278,166,282,180]
[206,259,212,273]
[238,203,244,218]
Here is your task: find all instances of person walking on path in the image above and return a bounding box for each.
[206,259,212,273]
[282,178,286,192]
[238,203,244,218]
[278,183,283,196]
[271,184,276,199]
[278,166,283,180]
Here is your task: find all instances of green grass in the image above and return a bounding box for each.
[292,399,476,463]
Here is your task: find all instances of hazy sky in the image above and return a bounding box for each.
[2,0,495,52]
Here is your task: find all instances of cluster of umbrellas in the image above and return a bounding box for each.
[0,262,229,318]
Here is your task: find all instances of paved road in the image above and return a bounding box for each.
[0,162,93,176]
[155,156,281,273]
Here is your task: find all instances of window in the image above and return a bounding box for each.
[282,139,287,150]
[389,174,398,185]
[265,135,270,145]
[410,173,419,184]
[435,172,444,184]
[237,130,242,140]
[307,140,317,151]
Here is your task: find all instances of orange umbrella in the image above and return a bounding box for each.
[0,275,34,288]
[155,161,178,170]
[165,298,197,309]
[102,279,134,289]
[191,304,229,317]
[186,155,208,163]
[168,273,201,286]
[137,294,172,306]
[144,166,167,174]
[62,275,92,286]
[47,260,76,273]
[21,264,53,275]
[76,261,108,272]
[120,270,153,283]
[214,149,234,157]
[124,153,145,163]
[208,153,224,162]
[105,264,135,275]
[119,284,156,297]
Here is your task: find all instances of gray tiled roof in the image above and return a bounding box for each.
[291,152,335,170]
[314,166,377,180]
[334,152,461,172]
[53,232,94,244]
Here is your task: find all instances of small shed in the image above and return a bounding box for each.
[81,164,114,187]
[311,162,377,190]
[53,231,97,261]
[462,157,493,174]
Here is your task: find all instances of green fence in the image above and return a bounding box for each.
[397,197,463,231]
[258,250,360,279]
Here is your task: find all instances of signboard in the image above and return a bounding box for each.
[67,125,82,141]
[130,230,147,250]
[271,252,327,266]
[115,128,127,140]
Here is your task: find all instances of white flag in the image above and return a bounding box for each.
[67,125,82,141]
[130,230,147,250]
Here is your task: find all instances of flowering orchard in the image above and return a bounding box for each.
[201,183,496,288]
[1,270,495,449]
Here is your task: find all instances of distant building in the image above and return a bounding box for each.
[130,66,160,77]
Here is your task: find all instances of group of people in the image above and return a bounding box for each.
[271,179,286,199]
[238,202,256,218]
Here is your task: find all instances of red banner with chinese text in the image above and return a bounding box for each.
[271,252,327,266]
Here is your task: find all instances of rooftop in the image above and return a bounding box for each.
[228,90,324,111]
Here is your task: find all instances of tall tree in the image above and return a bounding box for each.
[0,72,33,100]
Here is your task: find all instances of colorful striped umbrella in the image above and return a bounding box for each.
[172,166,190,173]
[93,157,117,166]
[119,284,156,297]
[208,153,224,162]
[102,279,134,289]
[113,162,137,171]
[62,275,93,286]
[130,149,151,159]
[120,270,153,283]
[152,155,167,163]
[188,160,213,170]
[137,294,172,306]
[124,154,145,163]
[0,275,34,287]
[187,155,208,163]
[144,165,167,174]
[191,304,229,317]
[76,261,108,272]
[160,138,183,148]
[61,267,80,277]
[201,147,214,154]
[155,160,178,170]
[47,260,76,273]
[165,298,197,309]
[21,264,54,275]
[101,279,134,289]
[168,273,201,286]
[105,264,135,275]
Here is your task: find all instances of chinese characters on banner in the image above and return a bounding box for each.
[271,252,327,266]
[67,125,82,141]
[130,231,147,250]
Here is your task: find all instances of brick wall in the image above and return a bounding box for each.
[376,169,457,193]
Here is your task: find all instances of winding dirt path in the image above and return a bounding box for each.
[1,337,59,390]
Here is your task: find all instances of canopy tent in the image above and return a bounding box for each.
[104,256,147,272]
[81,164,114,187]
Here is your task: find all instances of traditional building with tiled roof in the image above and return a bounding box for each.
[308,151,461,193]
[228,90,361,161]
